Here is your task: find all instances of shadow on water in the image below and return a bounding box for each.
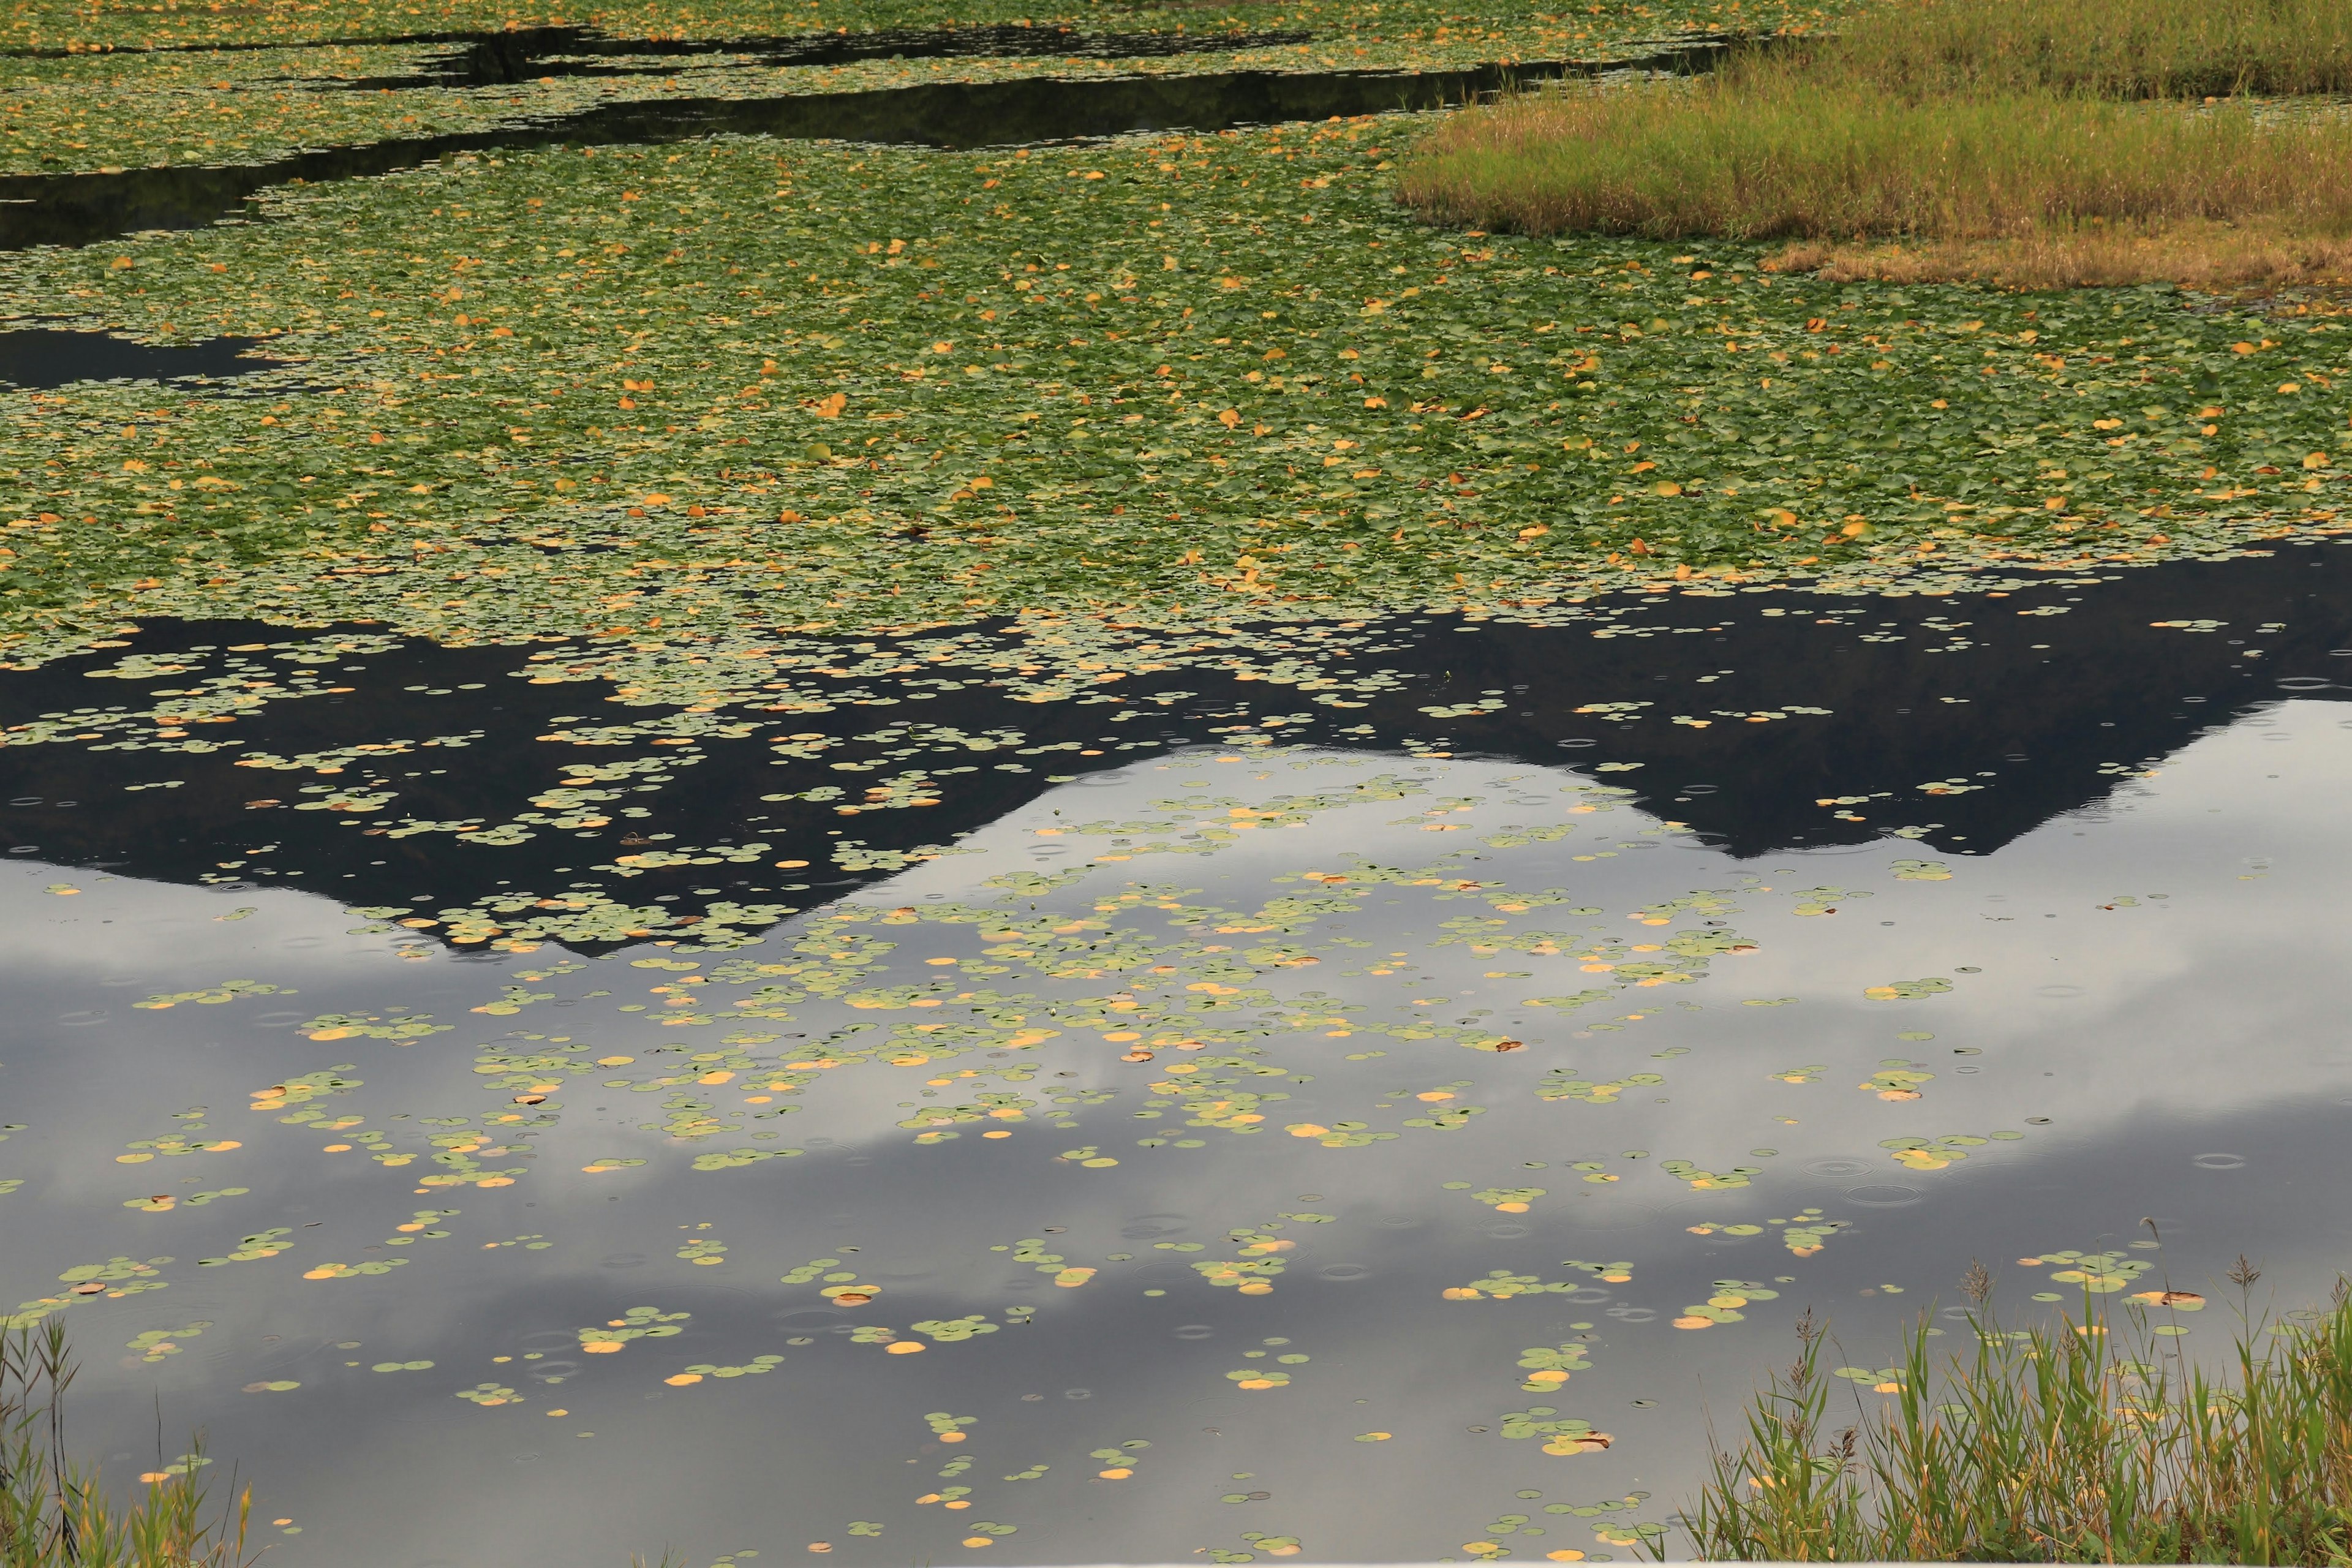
[0,20,1308,66]
[0,36,1738,249]
[352,23,1317,89]
[0,326,290,389]
[2,542,2346,943]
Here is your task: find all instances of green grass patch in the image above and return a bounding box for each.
[1686,1279,2352,1561]
[1398,0,2352,289]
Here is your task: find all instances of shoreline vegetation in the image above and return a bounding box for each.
[1,1324,252,1568]
[1684,1267,2352,1562]
[1396,0,2352,290]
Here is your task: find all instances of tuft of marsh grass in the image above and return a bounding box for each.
[1765,221,2352,293]
[1679,1281,2352,1562]
[1796,0,2352,100]
[0,1324,252,1568]
[1400,79,2352,288]
[1396,0,2352,288]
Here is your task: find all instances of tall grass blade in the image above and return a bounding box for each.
[0,1324,254,1568]
[1681,1286,2352,1562]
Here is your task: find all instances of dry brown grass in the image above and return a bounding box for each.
[1398,82,2352,288]
[1766,220,2352,292]
[1805,0,2352,100]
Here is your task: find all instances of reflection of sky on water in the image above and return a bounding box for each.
[4,706,2351,1567]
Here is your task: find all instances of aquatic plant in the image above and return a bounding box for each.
[0,1323,252,1568]
[6,122,2345,663]
[1681,1267,2352,1562]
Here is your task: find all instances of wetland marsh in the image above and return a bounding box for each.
[3,1,2351,1562]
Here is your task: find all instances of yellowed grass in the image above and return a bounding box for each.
[1397,79,2352,288]
[1765,219,2352,291]
[1394,0,2352,288]
[1811,0,2352,99]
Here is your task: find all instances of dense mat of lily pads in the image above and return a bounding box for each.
[0,42,1585,180]
[0,0,1850,182]
[8,0,1830,56]
[2,118,2347,669]
[3,41,673,177]
[1,0,1825,180]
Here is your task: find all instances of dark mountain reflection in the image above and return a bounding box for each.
[3,542,2346,934]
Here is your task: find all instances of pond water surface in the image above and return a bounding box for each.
[4,544,2351,1565]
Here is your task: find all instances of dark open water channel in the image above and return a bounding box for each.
[4,540,2351,1564]
[0,31,1733,248]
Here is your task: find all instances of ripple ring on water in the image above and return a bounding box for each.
[777,1309,841,1329]
[1845,1184,1924,1208]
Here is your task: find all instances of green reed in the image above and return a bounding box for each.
[1679,1269,2352,1562]
[0,1325,251,1568]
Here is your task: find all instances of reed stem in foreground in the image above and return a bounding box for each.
[1680,1280,2352,1561]
[0,1323,252,1568]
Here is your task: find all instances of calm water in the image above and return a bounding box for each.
[2,544,2350,1564]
